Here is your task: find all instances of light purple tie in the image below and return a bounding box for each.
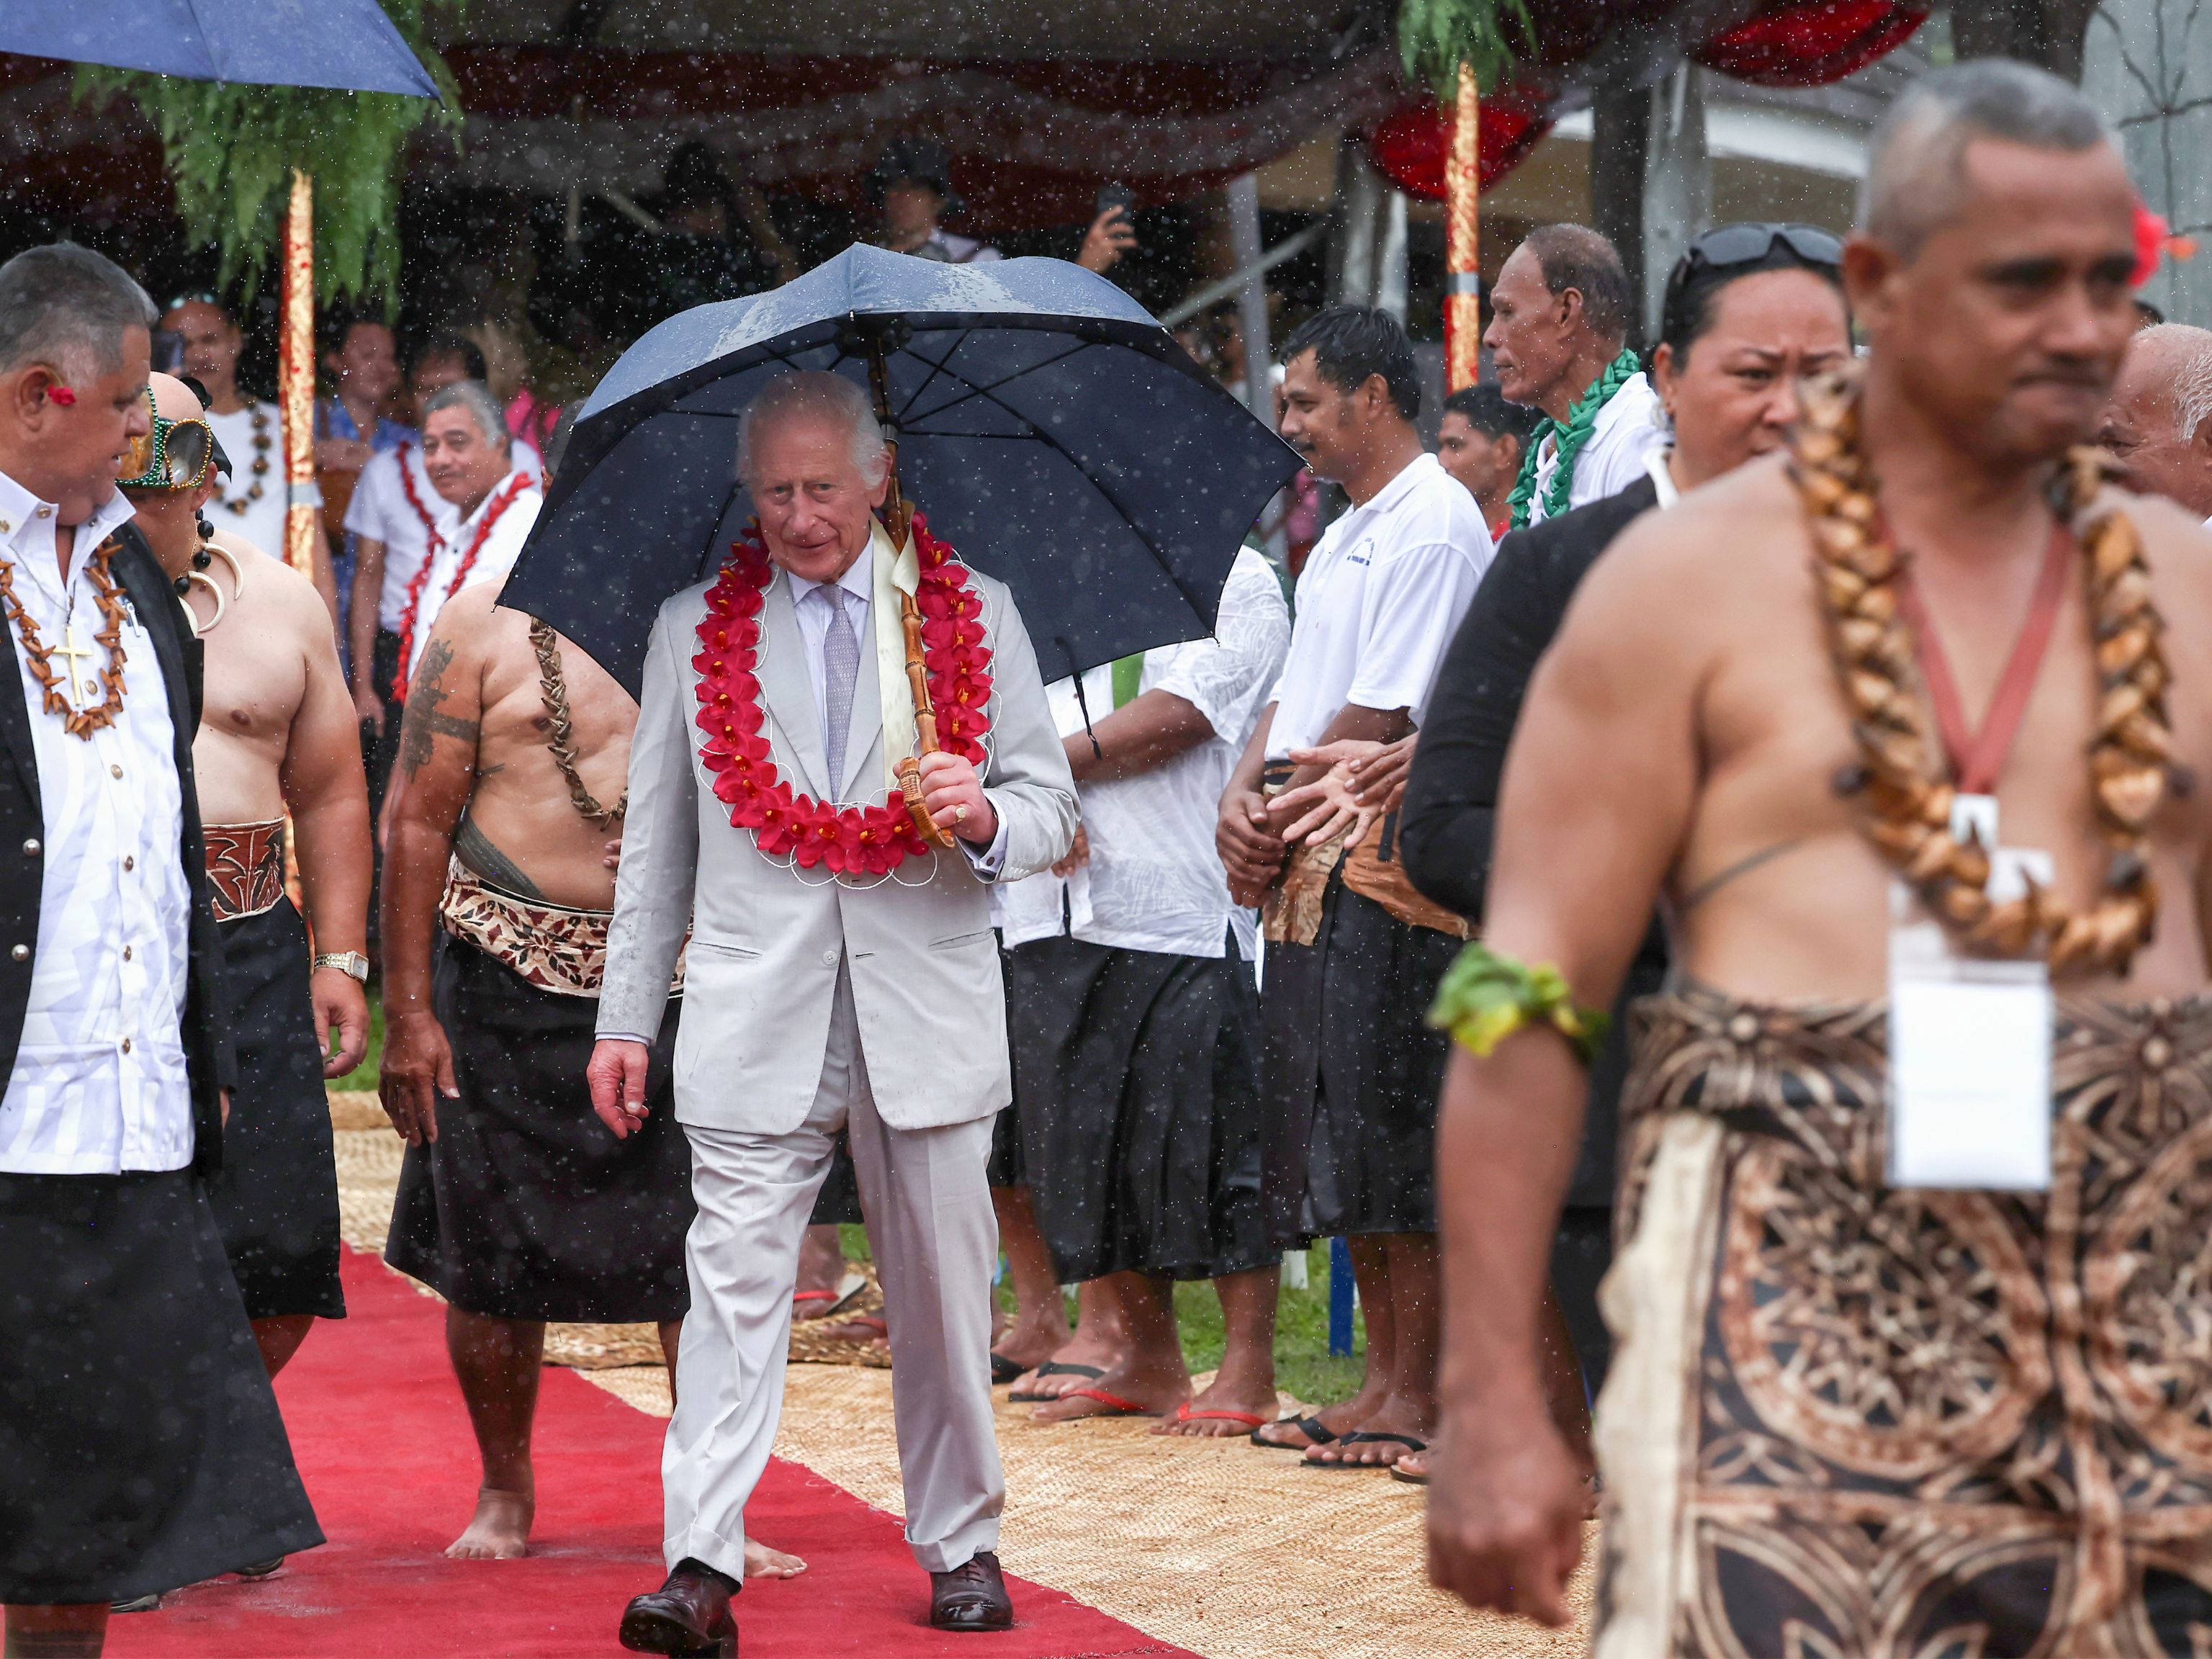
[819,583,858,793]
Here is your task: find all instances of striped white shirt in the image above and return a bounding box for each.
[0,471,195,1174]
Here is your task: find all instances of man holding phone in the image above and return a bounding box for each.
[867,138,1135,274]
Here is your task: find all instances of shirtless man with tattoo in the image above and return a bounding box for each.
[376,380,804,1578]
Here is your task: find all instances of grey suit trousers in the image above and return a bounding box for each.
[661,958,1004,1579]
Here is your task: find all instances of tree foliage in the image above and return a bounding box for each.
[1397,0,1537,102]
[75,0,462,310]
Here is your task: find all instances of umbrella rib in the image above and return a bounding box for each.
[889,331,969,426]
[892,336,1097,428]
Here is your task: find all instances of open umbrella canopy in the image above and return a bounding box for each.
[503,243,1303,697]
[0,0,442,96]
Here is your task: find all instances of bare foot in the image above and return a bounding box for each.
[1016,1331,1125,1403]
[745,1539,808,1578]
[446,1487,534,1558]
[1154,1371,1278,1438]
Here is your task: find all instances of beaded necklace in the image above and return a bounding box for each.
[1507,348,1642,529]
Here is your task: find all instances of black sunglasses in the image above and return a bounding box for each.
[1660,222,1845,345]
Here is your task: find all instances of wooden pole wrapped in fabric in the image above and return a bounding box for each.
[279,168,318,579]
[1444,62,1482,392]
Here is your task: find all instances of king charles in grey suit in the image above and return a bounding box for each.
[592,371,1075,1655]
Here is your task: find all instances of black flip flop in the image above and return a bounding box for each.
[1008,1360,1102,1403]
[1308,1431,1427,1469]
[1251,1413,1339,1451]
[989,1352,1024,1386]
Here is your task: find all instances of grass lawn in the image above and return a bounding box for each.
[341,989,1363,1407]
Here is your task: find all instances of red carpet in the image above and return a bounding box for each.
[109,1248,1194,1658]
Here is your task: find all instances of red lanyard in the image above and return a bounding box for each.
[1894,522,2074,798]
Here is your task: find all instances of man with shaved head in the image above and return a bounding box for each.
[1483,222,1667,527]
[2102,322,2212,522]
[1425,59,2212,1651]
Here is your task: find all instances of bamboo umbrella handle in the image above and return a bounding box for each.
[899,592,956,848]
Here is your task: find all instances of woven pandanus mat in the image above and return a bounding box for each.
[333,1092,1597,1657]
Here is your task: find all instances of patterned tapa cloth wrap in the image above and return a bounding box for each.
[439,857,683,999]
[1257,762,1466,945]
[203,819,287,922]
[1591,982,2212,1658]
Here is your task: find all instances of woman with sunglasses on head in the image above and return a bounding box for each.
[115,375,371,1592]
[1382,224,1848,1489]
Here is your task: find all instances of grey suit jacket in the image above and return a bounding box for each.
[598,557,1076,1133]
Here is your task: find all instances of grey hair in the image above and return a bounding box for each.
[0,243,156,378]
[2136,323,2212,440]
[1861,60,2111,260]
[421,379,512,454]
[736,370,889,485]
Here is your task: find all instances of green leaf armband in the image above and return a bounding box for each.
[1426,943,1611,1067]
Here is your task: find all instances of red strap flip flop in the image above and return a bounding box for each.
[1173,1401,1270,1430]
[1047,1385,1161,1419]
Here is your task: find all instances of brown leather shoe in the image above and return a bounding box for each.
[619,1562,738,1656]
[930,1550,1014,1631]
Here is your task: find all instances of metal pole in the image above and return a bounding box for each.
[1226,172,1271,421]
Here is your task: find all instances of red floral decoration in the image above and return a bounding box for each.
[693,513,993,876]
[1694,1,1927,88]
[1366,87,1553,203]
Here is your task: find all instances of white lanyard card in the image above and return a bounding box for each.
[1886,804,2052,1192]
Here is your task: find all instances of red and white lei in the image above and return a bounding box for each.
[693,513,994,877]
[393,471,532,703]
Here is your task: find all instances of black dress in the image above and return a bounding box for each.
[1397,476,1668,1385]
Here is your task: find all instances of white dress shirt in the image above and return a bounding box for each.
[403,467,544,683]
[997,548,1289,961]
[1267,452,1491,757]
[0,472,196,1174]
[1525,371,1669,526]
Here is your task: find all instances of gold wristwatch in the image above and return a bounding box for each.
[312,950,371,984]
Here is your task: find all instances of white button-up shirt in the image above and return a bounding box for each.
[1525,371,1668,527]
[0,471,195,1174]
[1267,452,1491,757]
[997,548,1290,961]
[403,466,544,683]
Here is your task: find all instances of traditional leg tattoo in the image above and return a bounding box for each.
[454,815,547,902]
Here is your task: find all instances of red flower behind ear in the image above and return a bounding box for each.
[2135,202,2172,289]
[46,385,75,406]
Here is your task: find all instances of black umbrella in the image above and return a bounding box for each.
[503,243,1303,697]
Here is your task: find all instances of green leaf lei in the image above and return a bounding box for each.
[1506,347,1644,530]
[1426,941,1611,1066]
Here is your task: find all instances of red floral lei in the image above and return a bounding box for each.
[394,471,532,703]
[394,441,446,556]
[693,513,994,877]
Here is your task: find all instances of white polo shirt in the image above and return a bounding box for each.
[1265,452,1491,757]
[1525,371,1668,526]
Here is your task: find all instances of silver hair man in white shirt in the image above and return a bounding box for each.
[591,369,1075,1653]
[1217,305,1491,1476]
[0,246,319,1657]
[1484,225,1668,529]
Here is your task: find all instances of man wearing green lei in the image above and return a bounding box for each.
[1485,225,1667,529]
